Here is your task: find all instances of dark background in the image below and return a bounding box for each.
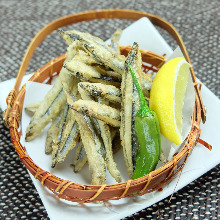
[0,0,219,219]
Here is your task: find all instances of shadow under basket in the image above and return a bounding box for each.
[4,9,210,203]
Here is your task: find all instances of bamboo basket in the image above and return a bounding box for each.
[3,9,211,203]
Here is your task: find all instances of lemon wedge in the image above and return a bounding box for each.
[149,57,191,145]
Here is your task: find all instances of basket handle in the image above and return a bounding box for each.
[3,9,206,127]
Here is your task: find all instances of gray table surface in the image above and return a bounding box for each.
[0,0,219,219]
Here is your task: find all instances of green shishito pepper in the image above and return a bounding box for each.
[128,63,161,180]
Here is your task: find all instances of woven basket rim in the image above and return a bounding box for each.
[5,9,204,203]
[8,47,201,203]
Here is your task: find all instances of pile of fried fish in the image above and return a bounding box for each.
[25,29,153,185]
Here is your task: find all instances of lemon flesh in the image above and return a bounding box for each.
[149,57,191,145]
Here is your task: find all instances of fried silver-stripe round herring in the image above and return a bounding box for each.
[59,29,111,51]
[68,99,121,127]
[51,79,80,166]
[78,82,122,103]
[54,116,79,166]
[25,101,41,114]
[64,59,121,87]
[120,42,142,179]
[59,67,80,103]
[64,59,101,81]
[45,106,65,154]
[61,30,125,74]
[60,29,115,54]
[58,120,79,162]
[25,77,68,142]
[111,29,122,55]
[81,38,125,74]
[74,111,106,185]
[78,84,122,182]
[51,104,69,168]
[97,116,122,183]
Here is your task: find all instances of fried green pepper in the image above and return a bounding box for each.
[128,63,161,180]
